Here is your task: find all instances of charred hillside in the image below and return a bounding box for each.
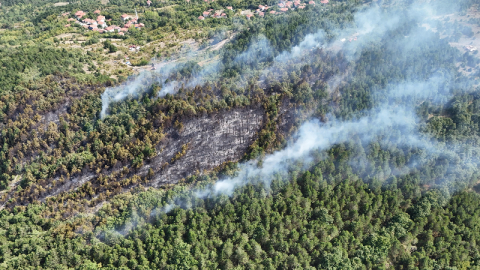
[0,43,336,217]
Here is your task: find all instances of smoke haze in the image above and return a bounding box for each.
[100,0,480,233]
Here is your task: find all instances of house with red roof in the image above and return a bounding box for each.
[246,14,254,20]
[105,26,115,32]
[279,8,288,12]
[75,11,85,19]
[309,1,315,5]
[118,32,125,36]
[64,24,71,27]
[258,12,264,17]
[121,14,130,21]
[259,5,265,11]
[147,0,152,6]
[67,18,76,22]
[269,10,276,14]
[94,10,101,14]
[198,16,205,20]
[227,6,233,10]
[203,11,210,17]
[320,0,328,3]
[277,3,285,7]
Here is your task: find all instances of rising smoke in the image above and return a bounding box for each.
[103,0,479,234]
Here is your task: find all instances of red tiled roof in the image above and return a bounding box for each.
[269,10,276,14]
[121,28,129,32]
[94,10,101,14]
[279,8,288,12]
[121,14,130,18]
[309,1,315,4]
[64,24,71,27]
[118,32,125,35]
[320,0,328,3]
[198,16,205,20]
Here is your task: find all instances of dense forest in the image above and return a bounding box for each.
[0,0,480,269]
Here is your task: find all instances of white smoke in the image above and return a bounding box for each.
[100,0,479,233]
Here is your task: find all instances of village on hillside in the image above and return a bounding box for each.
[63,9,145,35]
[198,0,329,20]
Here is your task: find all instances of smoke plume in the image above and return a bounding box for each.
[101,0,480,235]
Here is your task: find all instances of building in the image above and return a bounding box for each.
[246,14,253,20]
[258,12,264,17]
[94,10,101,14]
[105,26,115,32]
[198,16,205,20]
[118,32,125,36]
[75,11,85,19]
[320,0,328,3]
[202,11,210,17]
[309,1,315,5]
[121,14,130,21]
[279,8,288,12]
[147,0,152,5]
[227,6,233,10]
[258,5,265,11]
[64,24,71,27]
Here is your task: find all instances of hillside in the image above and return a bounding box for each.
[1,0,480,269]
